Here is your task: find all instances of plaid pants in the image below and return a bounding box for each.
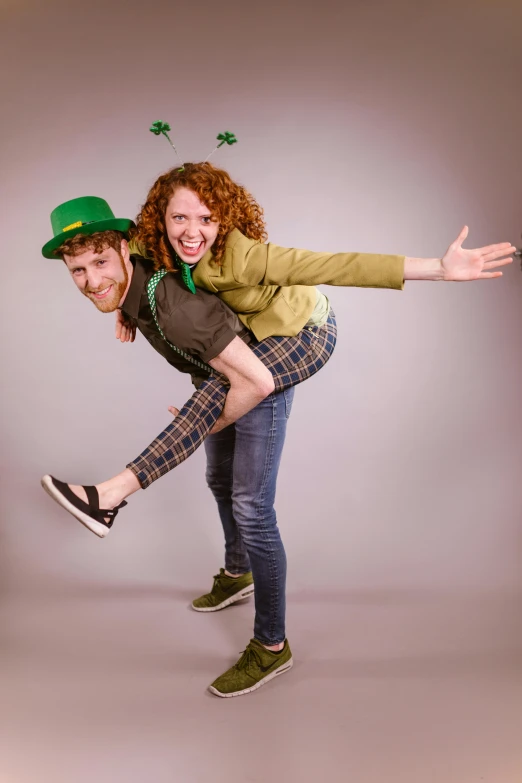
[127,310,337,488]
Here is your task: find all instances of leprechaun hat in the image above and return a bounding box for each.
[42,196,134,259]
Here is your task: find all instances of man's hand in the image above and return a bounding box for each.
[168,406,180,418]
[115,309,136,343]
[441,227,515,281]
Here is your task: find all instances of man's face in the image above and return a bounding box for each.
[165,187,220,265]
[63,241,131,313]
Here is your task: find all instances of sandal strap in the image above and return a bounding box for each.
[53,478,98,516]
[84,485,99,510]
[51,478,126,529]
[98,500,128,528]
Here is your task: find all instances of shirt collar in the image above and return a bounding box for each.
[121,255,148,319]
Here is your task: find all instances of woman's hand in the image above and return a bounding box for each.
[115,309,136,343]
[441,226,515,281]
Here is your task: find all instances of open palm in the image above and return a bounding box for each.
[442,226,515,281]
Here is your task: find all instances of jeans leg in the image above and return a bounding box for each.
[231,386,295,646]
[204,426,251,575]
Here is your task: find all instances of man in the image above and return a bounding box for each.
[41,195,344,697]
[41,194,515,698]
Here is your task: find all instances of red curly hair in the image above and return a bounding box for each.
[133,162,267,271]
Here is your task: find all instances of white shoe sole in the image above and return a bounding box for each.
[192,584,254,612]
[208,657,293,698]
[41,475,108,539]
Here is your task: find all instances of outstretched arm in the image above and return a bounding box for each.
[227,233,405,290]
[404,226,515,281]
[222,226,514,289]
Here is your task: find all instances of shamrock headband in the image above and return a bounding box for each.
[149,121,237,170]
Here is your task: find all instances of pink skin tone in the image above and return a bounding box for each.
[63,240,134,314]
[165,187,220,266]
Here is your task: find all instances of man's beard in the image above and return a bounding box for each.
[84,254,129,313]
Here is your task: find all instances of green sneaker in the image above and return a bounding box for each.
[191,568,254,612]
[208,638,293,698]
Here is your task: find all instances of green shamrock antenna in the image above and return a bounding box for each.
[149,120,184,171]
[205,131,238,162]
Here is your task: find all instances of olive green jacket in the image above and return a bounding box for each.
[191,229,405,340]
[129,229,405,340]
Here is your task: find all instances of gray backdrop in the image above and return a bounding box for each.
[0,1,521,778]
[1,0,521,592]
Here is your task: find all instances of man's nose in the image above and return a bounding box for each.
[85,270,104,291]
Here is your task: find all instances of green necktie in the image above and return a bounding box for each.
[174,252,196,294]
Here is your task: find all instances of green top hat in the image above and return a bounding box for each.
[42,196,135,259]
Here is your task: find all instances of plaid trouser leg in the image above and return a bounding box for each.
[127,310,337,488]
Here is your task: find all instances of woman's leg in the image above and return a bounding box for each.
[66,312,337,510]
[127,312,336,491]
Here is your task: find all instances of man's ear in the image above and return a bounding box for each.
[120,238,130,261]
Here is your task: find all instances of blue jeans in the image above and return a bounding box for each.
[204,387,295,646]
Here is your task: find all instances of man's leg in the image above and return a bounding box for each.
[204,425,251,576]
[190,427,254,612]
[208,386,295,697]
[231,386,294,646]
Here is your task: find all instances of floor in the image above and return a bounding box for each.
[1,577,521,783]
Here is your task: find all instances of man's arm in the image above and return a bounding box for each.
[167,337,275,433]
[207,337,275,432]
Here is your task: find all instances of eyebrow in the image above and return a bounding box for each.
[171,211,211,217]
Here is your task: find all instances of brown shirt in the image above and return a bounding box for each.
[121,255,251,386]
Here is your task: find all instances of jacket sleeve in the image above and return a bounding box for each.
[229,236,405,290]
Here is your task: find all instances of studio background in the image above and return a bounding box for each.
[1,0,521,781]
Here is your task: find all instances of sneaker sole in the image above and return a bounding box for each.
[208,657,293,698]
[41,475,108,539]
[192,585,254,612]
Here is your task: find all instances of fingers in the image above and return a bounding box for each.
[483,257,513,269]
[474,241,514,255]
[481,245,516,263]
[116,323,136,343]
[168,406,180,417]
[478,271,503,279]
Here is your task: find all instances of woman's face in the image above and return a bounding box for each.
[165,187,220,265]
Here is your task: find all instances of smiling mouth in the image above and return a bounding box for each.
[91,285,113,299]
[179,240,204,256]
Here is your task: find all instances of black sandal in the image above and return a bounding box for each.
[41,475,127,538]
